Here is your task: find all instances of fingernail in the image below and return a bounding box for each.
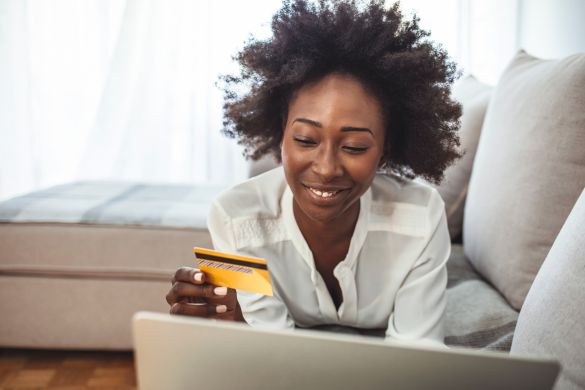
[214,286,228,296]
[216,305,227,313]
[194,273,203,282]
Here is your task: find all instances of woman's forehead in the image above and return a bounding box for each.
[287,73,385,128]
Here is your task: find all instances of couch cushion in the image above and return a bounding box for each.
[463,50,585,309]
[444,244,518,351]
[511,188,585,390]
[0,181,224,278]
[0,275,170,349]
[432,76,492,240]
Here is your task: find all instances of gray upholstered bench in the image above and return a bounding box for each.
[0,181,225,349]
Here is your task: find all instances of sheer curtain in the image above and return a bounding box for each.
[0,0,281,200]
[401,0,520,84]
[0,1,125,200]
[0,0,519,201]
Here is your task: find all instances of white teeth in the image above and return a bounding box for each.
[308,187,338,198]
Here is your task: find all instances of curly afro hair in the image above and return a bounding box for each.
[220,0,462,184]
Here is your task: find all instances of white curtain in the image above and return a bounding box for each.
[401,0,520,85]
[0,0,282,200]
[0,0,519,201]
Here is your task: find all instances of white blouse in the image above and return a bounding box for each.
[207,167,450,345]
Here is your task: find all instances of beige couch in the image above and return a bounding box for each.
[1,50,584,389]
[0,182,220,349]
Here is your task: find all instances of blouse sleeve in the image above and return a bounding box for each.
[385,191,450,347]
[207,200,295,330]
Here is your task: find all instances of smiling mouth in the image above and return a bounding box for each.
[302,184,348,199]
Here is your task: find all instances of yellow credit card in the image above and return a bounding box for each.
[193,247,273,296]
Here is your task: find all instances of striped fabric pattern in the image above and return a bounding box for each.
[445,244,519,351]
[0,181,227,229]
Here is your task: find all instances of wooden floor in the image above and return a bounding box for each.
[0,348,136,390]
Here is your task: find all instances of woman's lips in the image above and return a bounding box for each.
[302,184,349,203]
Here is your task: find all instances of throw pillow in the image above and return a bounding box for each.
[434,75,492,239]
[463,50,585,310]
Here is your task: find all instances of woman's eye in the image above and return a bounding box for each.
[343,146,368,154]
[293,137,316,146]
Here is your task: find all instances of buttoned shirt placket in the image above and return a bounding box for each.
[282,186,372,326]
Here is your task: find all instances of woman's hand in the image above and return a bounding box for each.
[166,267,244,321]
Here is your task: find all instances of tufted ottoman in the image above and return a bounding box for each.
[0,181,225,350]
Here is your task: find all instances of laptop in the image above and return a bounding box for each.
[132,311,559,390]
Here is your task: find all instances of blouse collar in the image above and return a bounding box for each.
[281,184,372,273]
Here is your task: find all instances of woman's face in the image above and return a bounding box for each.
[281,73,386,226]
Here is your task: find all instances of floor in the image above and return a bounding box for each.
[0,348,136,390]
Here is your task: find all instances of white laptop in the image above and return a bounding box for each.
[132,311,559,390]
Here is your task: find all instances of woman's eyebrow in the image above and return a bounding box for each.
[340,126,373,135]
[293,118,373,135]
[293,117,322,127]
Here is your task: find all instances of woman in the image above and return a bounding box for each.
[166,0,461,345]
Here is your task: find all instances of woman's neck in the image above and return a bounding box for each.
[292,200,360,247]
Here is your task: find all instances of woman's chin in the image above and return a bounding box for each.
[297,201,356,227]
[305,211,340,226]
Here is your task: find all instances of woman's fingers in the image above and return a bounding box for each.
[172,266,206,285]
[206,287,237,310]
[170,302,229,317]
[166,281,227,305]
[167,267,239,320]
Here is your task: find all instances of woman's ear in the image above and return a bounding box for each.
[377,154,386,168]
[378,143,390,168]
[376,157,387,174]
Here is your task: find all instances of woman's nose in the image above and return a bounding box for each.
[312,146,343,181]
